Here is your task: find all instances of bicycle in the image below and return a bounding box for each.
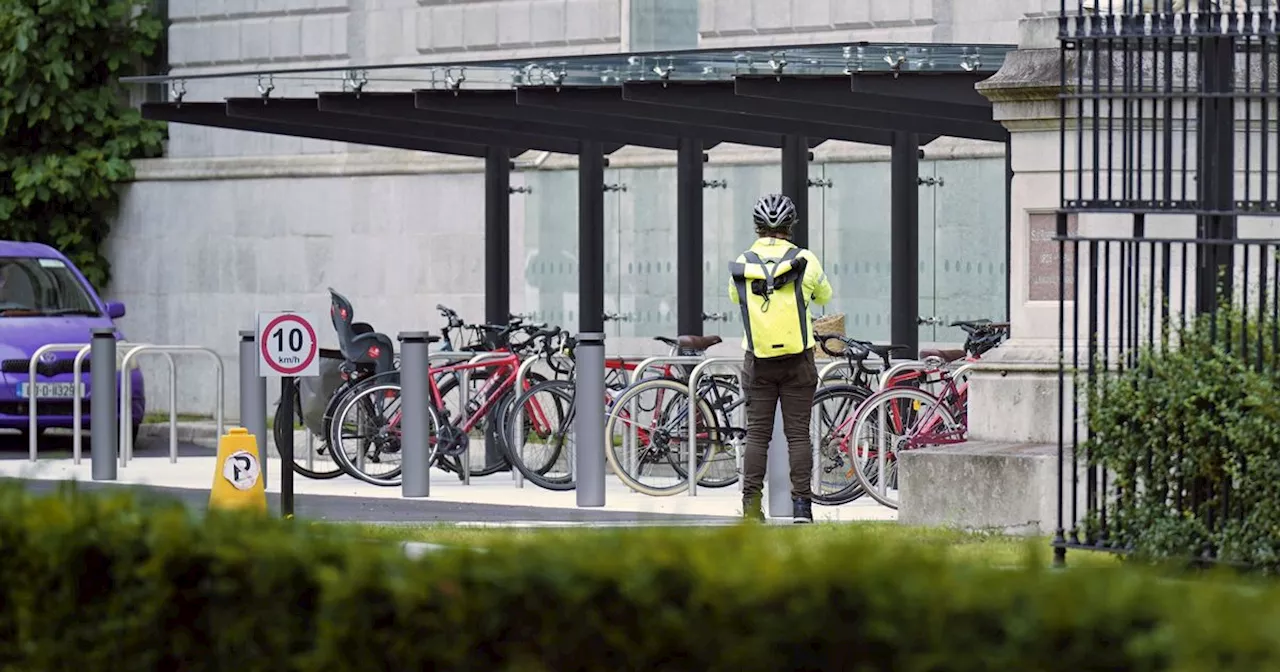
[501,332,662,491]
[847,320,1011,509]
[327,311,562,486]
[600,335,743,497]
[809,335,909,505]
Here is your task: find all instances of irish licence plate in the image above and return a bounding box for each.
[17,382,79,399]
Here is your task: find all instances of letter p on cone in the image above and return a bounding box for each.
[210,427,267,513]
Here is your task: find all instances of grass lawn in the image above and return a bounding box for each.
[324,521,1123,570]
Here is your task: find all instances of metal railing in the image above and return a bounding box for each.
[25,341,167,463]
[686,357,747,497]
[73,343,174,465]
[120,346,225,467]
[510,353,573,489]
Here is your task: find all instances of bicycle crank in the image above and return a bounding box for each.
[436,423,470,458]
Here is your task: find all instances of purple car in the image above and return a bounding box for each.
[0,241,146,442]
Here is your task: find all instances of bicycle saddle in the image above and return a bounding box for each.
[919,348,968,363]
[654,335,723,352]
[864,343,910,358]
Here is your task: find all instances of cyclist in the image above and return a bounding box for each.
[728,193,833,524]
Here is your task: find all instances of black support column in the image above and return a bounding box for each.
[781,134,810,249]
[483,146,511,468]
[891,132,920,358]
[484,146,511,326]
[677,137,704,336]
[576,140,607,507]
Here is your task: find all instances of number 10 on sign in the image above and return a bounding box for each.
[256,312,321,378]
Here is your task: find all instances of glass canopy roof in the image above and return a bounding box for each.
[121,42,1013,99]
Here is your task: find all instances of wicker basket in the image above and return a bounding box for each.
[813,313,846,353]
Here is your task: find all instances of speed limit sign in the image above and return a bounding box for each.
[257,312,320,377]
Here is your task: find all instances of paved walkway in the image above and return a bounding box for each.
[0,432,898,524]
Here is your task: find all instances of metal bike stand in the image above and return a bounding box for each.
[626,354,706,493]
[510,353,573,489]
[69,342,168,465]
[880,360,930,389]
[119,346,225,467]
[25,343,93,462]
[459,351,511,485]
[685,357,747,498]
[425,351,480,483]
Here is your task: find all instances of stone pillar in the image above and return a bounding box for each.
[899,15,1081,534]
[966,15,1073,446]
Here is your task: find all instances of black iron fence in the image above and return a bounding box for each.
[1056,1,1280,565]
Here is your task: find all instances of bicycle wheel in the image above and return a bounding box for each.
[674,374,740,489]
[604,377,718,497]
[849,387,961,509]
[274,377,343,480]
[329,382,439,487]
[504,379,577,491]
[808,384,870,506]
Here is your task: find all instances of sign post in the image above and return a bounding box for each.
[256,311,320,519]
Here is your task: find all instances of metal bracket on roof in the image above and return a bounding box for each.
[257,74,274,99]
[509,185,533,194]
[445,68,466,92]
[808,178,833,189]
[885,53,905,78]
[653,62,674,86]
[603,183,628,193]
[343,69,368,94]
[702,179,727,190]
[769,54,788,80]
[170,79,186,105]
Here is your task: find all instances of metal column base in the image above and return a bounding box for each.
[765,404,792,518]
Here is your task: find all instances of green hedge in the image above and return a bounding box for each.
[1086,307,1280,567]
[4,483,1280,670]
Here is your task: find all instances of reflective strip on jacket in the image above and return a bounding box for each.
[727,237,833,357]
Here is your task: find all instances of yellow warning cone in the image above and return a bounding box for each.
[210,427,267,513]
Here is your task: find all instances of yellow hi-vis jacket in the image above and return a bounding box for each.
[727,237,833,358]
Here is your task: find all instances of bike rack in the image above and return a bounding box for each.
[510,353,574,489]
[69,342,172,465]
[25,343,93,462]
[120,346,225,467]
[421,351,489,485]
[685,357,747,497]
[458,351,511,485]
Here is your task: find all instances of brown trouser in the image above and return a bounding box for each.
[742,348,817,500]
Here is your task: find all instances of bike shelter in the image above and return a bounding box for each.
[123,43,1013,510]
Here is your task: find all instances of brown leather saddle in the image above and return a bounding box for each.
[655,335,723,353]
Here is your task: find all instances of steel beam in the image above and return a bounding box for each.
[517,86,826,147]
[781,135,811,250]
[415,89,775,149]
[314,93,592,154]
[734,75,1004,135]
[316,91,640,153]
[851,72,994,108]
[142,102,491,157]
[890,132,920,359]
[625,81,962,144]
[676,137,703,336]
[224,97,548,154]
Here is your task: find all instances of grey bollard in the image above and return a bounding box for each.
[239,331,269,489]
[90,329,118,481]
[765,404,792,518]
[399,332,431,498]
[575,332,606,507]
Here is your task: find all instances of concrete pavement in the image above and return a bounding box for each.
[0,430,898,524]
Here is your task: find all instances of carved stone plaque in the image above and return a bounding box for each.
[1028,213,1078,301]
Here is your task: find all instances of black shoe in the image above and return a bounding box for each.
[742,494,764,522]
[792,497,813,524]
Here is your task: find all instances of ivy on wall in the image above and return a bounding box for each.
[0,0,167,290]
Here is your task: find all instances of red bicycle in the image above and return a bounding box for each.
[327,317,562,486]
[844,320,1010,509]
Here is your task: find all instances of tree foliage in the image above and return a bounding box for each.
[0,0,166,290]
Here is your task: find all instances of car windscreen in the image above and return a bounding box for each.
[0,257,101,317]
